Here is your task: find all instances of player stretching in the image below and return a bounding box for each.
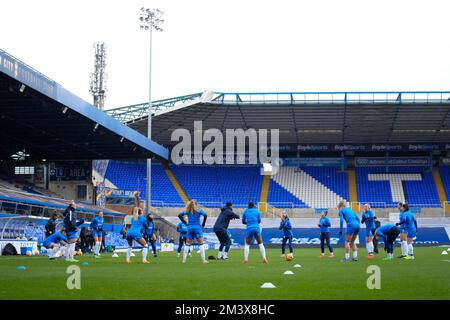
[62,201,84,262]
[144,213,158,258]
[279,213,293,258]
[176,216,189,257]
[376,224,400,260]
[318,210,334,258]
[397,202,408,258]
[126,207,150,264]
[91,211,104,258]
[43,230,68,259]
[178,200,208,264]
[396,203,417,260]
[361,204,375,259]
[338,200,360,262]
[242,201,268,264]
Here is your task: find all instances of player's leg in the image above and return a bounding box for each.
[399,231,408,258]
[281,236,287,257]
[256,234,268,263]
[351,233,358,261]
[93,235,102,257]
[150,239,157,257]
[215,230,225,259]
[66,235,78,262]
[372,228,379,253]
[288,236,293,255]
[320,233,325,257]
[196,236,208,263]
[405,229,416,259]
[243,237,252,263]
[223,234,231,259]
[183,234,193,263]
[342,234,352,262]
[126,238,133,263]
[325,232,334,257]
[177,236,184,256]
[137,238,149,263]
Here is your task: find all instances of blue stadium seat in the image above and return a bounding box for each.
[104,161,183,205]
[356,167,440,208]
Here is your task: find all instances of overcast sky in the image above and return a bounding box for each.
[2,0,450,110]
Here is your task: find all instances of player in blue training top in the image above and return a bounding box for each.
[143,213,158,258]
[338,200,360,262]
[90,211,104,258]
[279,213,294,258]
[126,207,150,264]
[178,200,208,264]
[396,203,417,260]
[62,201,84,262]
[242,201,268,264]
[43,230,68,259]
[318,210,334,258]
[376,224,401,260]
[176,215,189,257]
[361,204,376,259]
[397,201,408,258]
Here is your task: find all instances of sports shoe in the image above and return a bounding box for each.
[340,258,350,262]
[126,259,132,264]
[403,256,413,260]
[177,253,180,257]
[262,258,269,264]
[320,253,325,258]
[367,254,374,260]
[397,255,407,259]
[242,259,248,264]
[142,260,150,264]
[94,255,101,259]
[280,254,286,258]
[352,257,358,262]
[383,257,393,261]
[329,253,334,258]
[202,260,209,264]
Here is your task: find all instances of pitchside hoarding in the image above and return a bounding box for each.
[203,227,450,246]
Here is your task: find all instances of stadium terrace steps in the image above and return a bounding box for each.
[270,167,343,209]
[433,168,448,206]
[259,175,271,204]
[163,166,189,204]
[347,169,358,208]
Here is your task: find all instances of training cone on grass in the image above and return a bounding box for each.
[293,264,302,268]
[447,248,450,252]
[17,266,26,270]
[260,282,276,289]
[82,262,89,266]
[441,251,448,255]
[112,253,119,258]
[284,270,294,275]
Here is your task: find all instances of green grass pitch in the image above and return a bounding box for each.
[0,247,449,300]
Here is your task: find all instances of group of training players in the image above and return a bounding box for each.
[42,201,105,262]
[41,198,417,264]
[334,199,417,261]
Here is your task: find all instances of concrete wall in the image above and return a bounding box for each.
[48,181,94,203]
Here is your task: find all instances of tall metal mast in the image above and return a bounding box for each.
[89,42,107,110]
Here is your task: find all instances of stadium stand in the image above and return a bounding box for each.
[104,161,183,205]
[268,167,348,208]
[170,165,263,207]
[356,167,441,207]
[439,166,450,202]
